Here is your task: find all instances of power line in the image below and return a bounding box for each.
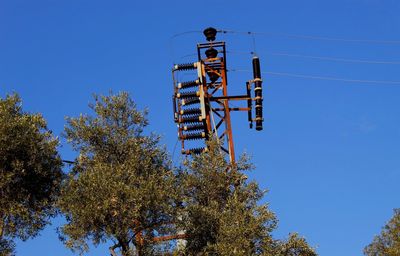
[219,29,400,45]
[170,30,202,40]
[169,30,202,65]
[229,69,400,85]
[179,53,197,59]
[172,30,400,65]
[227,50,400,65]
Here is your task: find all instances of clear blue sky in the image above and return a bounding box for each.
[1,0,400,255]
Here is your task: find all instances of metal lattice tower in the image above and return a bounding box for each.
[172,27,264,163]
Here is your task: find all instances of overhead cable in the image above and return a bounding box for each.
[230,69,400,85]
[227,50,400,65]
[219,29,400,45]
[169,30,202,65]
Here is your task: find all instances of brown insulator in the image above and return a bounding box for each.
[180,132,205,141]
[252,56,263,131]
[203,27,217,41]
[174,62,197,71]
[205,47,218,58]
[183,123,205,131]
[178,79,200,89]
[206,70,219,82]
[181,98,200,106]
[182,147,207,155]
[176,91,200,99]
[180,108,201,116]
[178,115,202,123]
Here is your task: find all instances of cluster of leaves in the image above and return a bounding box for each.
[275,233,318,256]
[0,94,63,256]
[0,238,15,256]
[179,143,276,255]
[178,140,317,256]
[56,92,317,255]
[364,209,400,256]
[57,93,180,256]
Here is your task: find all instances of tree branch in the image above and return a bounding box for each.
[0,215,5,238]
[151,233,187,243]
[109,243,120,256]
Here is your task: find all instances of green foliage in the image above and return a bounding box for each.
[274,233,317,256]
[179,140,316,256]
[364,209,400,256]
[58,92,180,256]
[56,92,316,256]
[0,94,63,256]
[0,238,15,256]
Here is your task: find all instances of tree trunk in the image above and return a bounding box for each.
[109,247,118,256]
[136,244,144,256]
[135,231,144,256]
[0,215,4,238]
[121,241,130,256]
[116,237,130,256]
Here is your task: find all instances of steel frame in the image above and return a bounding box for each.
[166,28,264,250]
[172,40,259,164]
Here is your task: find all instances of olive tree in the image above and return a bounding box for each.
[364,209,400,256]
[58,92,180,256]
[179,140,317,256]
[0,94,63,255]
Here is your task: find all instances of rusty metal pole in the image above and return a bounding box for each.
[219,62,236,163]
[172,27,263,162]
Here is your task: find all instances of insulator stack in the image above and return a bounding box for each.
[178,115,203,124]
[176,91,200,99]
[180,132,206,140]
[183,123,205,131]
[203,27,217,41]
[246,81,253,129]
[180,108,201,116]
[252,56,263,131]
[205,47,218,58]
[181,98,200,106]
[178,80,200,89]
[182,147,207,155]
[174,63,197,71]
[206,70,220,82]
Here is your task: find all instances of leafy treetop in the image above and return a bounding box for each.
[0,94,63,256]
[58,92,180,256]
[364,209,400,256]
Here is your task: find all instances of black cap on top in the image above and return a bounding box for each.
[203,27,217,41]
[205,47,218,58]
[206,70,219,82]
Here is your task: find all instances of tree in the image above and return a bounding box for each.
[364,209,400,256]
[58,92,180,256]
[274,233,318,256]
[179,140,317,256]
[57,91,316,256]
[0,94,63,256]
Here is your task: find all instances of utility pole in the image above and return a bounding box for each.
[172,27,264,163]
[147,27,266,252]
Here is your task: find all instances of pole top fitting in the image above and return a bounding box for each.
[203,27,217,41]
